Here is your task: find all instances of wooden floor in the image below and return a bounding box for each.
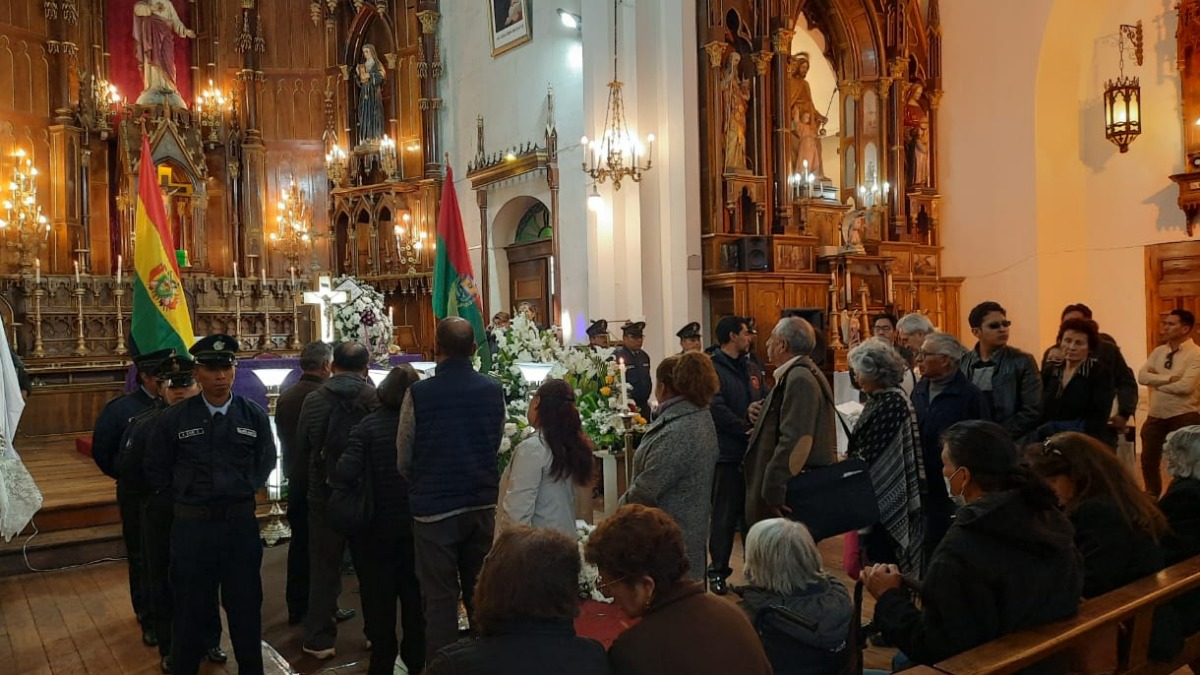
[18,435,120,533]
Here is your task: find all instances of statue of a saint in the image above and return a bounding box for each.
[722,52,751,173]
[133,0,195,108]
[910,121,931,187]
[791,105,822,178]
[841,209,867,252]
[903,81,927,130]
[356,44,386,145]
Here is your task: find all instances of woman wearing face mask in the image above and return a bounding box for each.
[862,420,1082,672]
[1036,318,1117,448]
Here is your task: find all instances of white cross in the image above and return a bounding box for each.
[302,275,348,343]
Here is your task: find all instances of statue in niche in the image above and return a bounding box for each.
[904,81,931,189]
[791,105,823,179]
[133,0,195,108]
[722,52,751,173]
[356,44,387,145]
[789,52,828,177]
[841,209,867,253]
[910,120,931,187]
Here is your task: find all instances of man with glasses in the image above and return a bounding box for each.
[873,313,918,394]
[1138,309,1200,496]
[959,301,1041,440]
[911,333,989,554]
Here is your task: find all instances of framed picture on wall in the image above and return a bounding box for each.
[488,0,532,56]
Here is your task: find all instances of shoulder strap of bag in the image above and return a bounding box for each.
[806,361,854,442]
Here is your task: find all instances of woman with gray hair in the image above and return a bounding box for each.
[1162,427,1200,636]
[737,518,852,675]
[848,338,925,574]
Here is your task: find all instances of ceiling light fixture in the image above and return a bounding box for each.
[557,9,581,30]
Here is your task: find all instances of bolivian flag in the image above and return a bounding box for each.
[432,165,489,370]
[131,135,193,355]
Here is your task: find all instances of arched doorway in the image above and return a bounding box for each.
[496,199,552,322]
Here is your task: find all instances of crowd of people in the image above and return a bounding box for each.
[88,299,1200,674]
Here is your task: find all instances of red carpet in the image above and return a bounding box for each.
[575,599,637,648]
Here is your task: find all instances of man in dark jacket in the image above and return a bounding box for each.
[959,301,1041,440]
[1040,304,1138,432]
[274,341,332,625]
[91,346,171,640]
[398,317,506,659]
[706,315,755,594]
[911,333,989,555]
[295,341,379,659]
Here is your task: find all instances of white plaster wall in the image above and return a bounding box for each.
[940,0,1186,372]
[439,0,587,339]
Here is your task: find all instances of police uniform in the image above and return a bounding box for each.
[124,356,225,672]
[585,319,609,350]
[144,336,275,675]
[676,321,702,353]
[612,321,652,417]
[93,347,171,634]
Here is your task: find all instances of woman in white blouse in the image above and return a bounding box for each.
[496,379,595,537]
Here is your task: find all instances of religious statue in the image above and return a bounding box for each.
[910,121,931,187]
[841,209,867,253]
[356,44,387,146]
[789,53,828,178]
[722,52,751,173]
[791,105,823,178]
[903,81,928,130]
[133,0,195,108]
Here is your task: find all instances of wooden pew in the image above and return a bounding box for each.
[916,555,1200,675]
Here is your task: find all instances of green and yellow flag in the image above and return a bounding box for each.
[131,135,193,355]
[432,165,489,370]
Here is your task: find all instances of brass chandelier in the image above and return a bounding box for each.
[581,0,654,191]
[0,149,51,273]
[270,180,314,272]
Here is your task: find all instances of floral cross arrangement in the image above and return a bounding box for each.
[331,275,393,364]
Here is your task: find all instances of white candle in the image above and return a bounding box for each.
[261,267,267,286]
[619,358,628,410]
[233,262,239,288]
[74,260,80,284]
[289,265,296,287]
[388,306,394,325]
[116,255,122,286]
[34,258,40,285]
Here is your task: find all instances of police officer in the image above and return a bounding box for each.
[93,346,172,642]
[676,322,703,353]
[145,335,275,675]
[123,355,225,673]
[613,321,652,417]
[585,319,609,350]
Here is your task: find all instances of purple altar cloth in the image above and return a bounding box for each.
[124,354,424,409]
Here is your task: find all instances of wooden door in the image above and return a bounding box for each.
[506,239,553,322]
[1145,241,1200,353]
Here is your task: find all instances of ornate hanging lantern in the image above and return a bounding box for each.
[1103,21,1144,153]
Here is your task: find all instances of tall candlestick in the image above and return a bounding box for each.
[116,255,122,286]
[34,258,40,285]
[618,358,628,410]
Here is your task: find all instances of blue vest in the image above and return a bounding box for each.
[408,358,505,517]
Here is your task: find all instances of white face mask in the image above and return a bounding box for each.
[944,467,967,507]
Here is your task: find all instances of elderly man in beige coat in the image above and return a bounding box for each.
[743,316,837,526]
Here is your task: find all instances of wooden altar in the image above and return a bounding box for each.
[698,0,962,364]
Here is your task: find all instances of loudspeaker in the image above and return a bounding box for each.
[738,236,772,271]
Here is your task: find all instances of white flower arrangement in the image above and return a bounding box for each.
[489,313,646,470]
[576,521,609,602]
[331,276,392,364]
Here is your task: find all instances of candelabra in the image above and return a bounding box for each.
[1,149,51,273]
[380,135,399,181]
[393,212,426,274]
[271,181,315,273]
[289,269,303,350]
[114,282,127,355]
[196,80,227,145]
[27,272,45,357]
[325,144,349,188]
[828,280,845,351]
[90,77,122,138]
[73,283,88,356]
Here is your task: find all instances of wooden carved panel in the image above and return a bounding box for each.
[1146,240,1200,352]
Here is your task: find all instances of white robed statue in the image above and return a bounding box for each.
[0,314,38,542]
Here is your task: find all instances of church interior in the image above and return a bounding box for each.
[2,0,1200,673]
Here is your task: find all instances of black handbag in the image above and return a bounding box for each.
[782,367,880,541]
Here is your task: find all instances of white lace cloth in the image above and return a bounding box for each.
[0,453,41,542]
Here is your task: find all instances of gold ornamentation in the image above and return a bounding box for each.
[417,10,441,34]
[703,41,730,70]
[751,50,774,76]
[772,28,795,54]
